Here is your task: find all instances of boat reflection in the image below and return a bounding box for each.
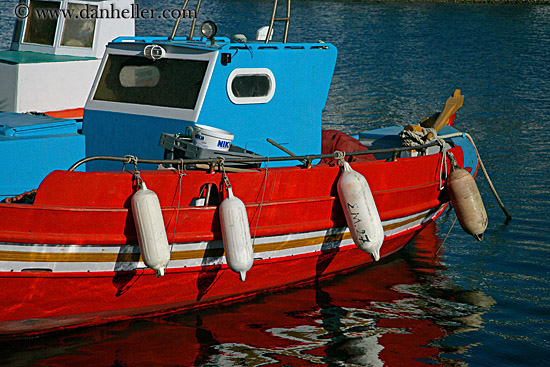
[0,222,495,367]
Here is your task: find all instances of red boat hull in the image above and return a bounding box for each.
[0,148,463,337]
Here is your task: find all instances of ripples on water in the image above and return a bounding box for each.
[1,0,549,366]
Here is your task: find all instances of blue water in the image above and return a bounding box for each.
[1,0,549,365]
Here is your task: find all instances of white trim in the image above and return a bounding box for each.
[85,47,218,122]
[226,68,276,105]
[0,206,445,273]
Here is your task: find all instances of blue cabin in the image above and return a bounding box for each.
[83,36,337,171]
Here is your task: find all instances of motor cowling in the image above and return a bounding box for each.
[337,161,384,261]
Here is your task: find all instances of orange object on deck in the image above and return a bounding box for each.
[44,108,84,119]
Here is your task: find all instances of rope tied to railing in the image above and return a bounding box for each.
[122,155,139,172]
[334,150,346,165]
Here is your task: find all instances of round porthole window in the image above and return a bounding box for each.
[227,68,275,104]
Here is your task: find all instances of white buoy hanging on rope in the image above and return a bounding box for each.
[131,173,170,277]
[337,158,384,261]
[447,153,488,241]
[219,172,254,281]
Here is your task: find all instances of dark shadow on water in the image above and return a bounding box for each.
[193,315,221,367]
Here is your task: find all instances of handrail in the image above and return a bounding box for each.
[68,140,441,172]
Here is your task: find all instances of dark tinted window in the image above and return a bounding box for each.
[24,0,60,46]
[93,55,209,110]
[231,75,271,98]
[61,3,96,48]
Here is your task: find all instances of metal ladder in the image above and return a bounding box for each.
[169,0,290,43]
[169,0,203,41]
[266,0,291,43]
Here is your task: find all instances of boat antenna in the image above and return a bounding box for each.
[169,0,204,41]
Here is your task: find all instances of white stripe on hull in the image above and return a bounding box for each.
[0,206,445,273]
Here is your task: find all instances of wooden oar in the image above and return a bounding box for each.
[431,89,464,132]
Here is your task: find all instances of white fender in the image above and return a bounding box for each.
[219,187,254,281]
[448,167,488,241]
[131,181,170,277]
[337,161,384,261]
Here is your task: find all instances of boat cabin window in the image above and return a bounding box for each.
[60,3,96,48]
[22,1,96,48]
[232,76,270,97]
[93,55,209,110]
[227,68,275,104]
[24,0,60,46]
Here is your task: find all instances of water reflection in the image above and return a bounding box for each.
[0,222,495,367]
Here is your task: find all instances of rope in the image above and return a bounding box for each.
[438,132,511,222]
[218,157,231,190]
[437,215,457,255]
[437,139,449,191]
[123,155,139,172]
[399,127,437,147]
[170,162,185,249]
[131,166,144,190]
[252,157,269,245]
[334,150,346,166]
[463,133,512,222]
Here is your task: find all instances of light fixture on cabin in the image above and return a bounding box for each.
[200,21,218,46]
[144,45,166,60]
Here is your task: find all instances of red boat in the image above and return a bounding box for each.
[0,121,482,337]
[0,1,488,337]
[8,222,496,366]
